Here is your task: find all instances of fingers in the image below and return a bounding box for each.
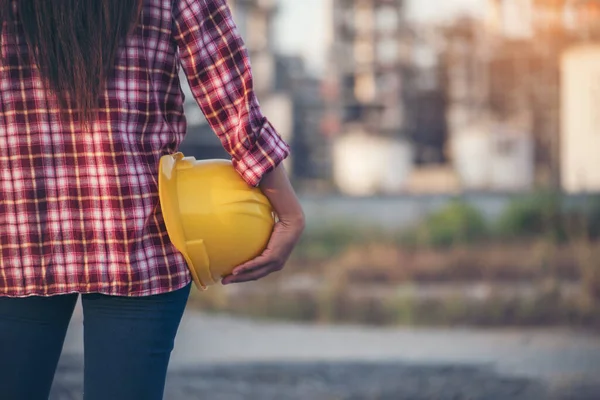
[222,265,278,285]
[222,253,282,286]
[231,257,266,276]
[219,220,301,287]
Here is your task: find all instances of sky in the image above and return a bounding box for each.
[273,0,486,75]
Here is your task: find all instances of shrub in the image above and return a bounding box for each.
[409,200,488,248]
[586,196,600,239]
[293,223,388,260]
[496,191,565,241]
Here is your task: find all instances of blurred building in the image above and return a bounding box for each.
[568,0,600,40]
[324,0,418,195]
[322,0,600,196]
[561,45,600,193]
[441,17,491,160]
[327,0,408,137]
[394,23,457,195]
[486,0,535,39]
[403,25,449,166]
[437,0,594,192]
[441,16,534,192]
[486,0,600,192]
[560,2,600,193]
[483,0,597,190]
[274,55,332,191]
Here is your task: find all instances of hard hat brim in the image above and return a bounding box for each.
[158,152,214,290]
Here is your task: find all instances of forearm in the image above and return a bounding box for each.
[259,164,305,226]
[174,0,290,188]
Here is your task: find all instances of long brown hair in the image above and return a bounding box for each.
[1,0,143,123]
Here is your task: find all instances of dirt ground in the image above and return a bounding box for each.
[50,307,600,400]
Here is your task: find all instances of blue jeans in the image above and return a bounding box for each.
[0,284,191,400]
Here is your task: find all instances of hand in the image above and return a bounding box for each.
[221,215,305,285]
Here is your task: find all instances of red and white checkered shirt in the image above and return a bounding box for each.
[0,0,290,297]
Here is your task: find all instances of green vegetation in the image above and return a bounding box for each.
[402,200,488,248]
[188,192,600,329]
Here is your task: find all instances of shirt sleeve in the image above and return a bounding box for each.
[172,0,291,187]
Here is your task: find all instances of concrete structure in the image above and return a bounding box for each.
[322,0,600,195]
[451,124,534,192]
[487,0,535,39]
[560,44,600,193]
[568,0,600,40]
[326,0,409,139]
[442,17,491,152]
[324,0,414,195]
[480,0,574,188]
[403,25,449,166]
[443,2,582,191]
[332,129,413,196]
[488,127,535,191]
[273,56,331,189]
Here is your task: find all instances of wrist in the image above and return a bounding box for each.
[278,212,306,230]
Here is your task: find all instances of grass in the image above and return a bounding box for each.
[187,276,600,328]
[187,194,600,329]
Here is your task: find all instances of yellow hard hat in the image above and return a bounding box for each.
[158,152,275,290]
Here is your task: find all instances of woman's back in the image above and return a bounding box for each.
[0,0,290,298]
[0,2,301,398]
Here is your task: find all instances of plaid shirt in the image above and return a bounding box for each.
[0,0,290,298]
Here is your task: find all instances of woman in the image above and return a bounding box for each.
[0,0,305,399]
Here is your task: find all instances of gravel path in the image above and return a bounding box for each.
[51,357,598,400]
[50,306,600,399]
